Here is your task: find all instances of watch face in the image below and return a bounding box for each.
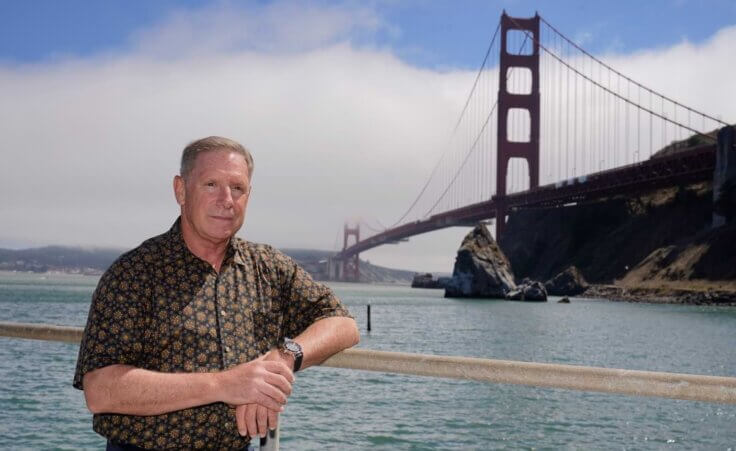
[285,341,301,353]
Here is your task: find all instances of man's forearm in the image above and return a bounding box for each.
[82,317,357,418]
[293,316,360,370]
[82,365,222,415]
[83,359,293,416]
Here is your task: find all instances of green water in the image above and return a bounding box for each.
[1,271,735,450]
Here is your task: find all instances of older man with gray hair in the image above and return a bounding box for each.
[74,136,359,450]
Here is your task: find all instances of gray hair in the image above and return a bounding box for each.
[180,136,254,180]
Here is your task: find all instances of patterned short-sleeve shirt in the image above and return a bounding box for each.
[73,218,351,449]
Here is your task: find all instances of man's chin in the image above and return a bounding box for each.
[206,224,241,240]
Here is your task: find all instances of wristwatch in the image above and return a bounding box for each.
[280,337,303,372]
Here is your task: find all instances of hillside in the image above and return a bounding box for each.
[0,246,122,275]
[500,181,736,299]
[0,245,414,284]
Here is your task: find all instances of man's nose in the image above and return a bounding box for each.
[218,186,234,208]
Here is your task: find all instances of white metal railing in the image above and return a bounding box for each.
[2,321,736,449]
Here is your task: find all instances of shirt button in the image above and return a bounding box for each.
[221,311,227,317]
[225,346,231,353]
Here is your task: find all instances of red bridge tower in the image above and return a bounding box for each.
[341,223,360,282]
[495,12,541,241]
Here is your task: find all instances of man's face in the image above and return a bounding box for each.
[174,150,251,246]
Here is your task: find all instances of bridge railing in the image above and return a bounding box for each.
[2,321,736,449]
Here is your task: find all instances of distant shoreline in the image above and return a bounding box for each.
[0,269,102,277]
[0,268,103,276]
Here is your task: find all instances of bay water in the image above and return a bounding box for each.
[0,271,735,450]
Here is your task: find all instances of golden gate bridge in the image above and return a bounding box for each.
[330,12,731,281]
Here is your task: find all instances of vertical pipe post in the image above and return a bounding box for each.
[367,304,372,332]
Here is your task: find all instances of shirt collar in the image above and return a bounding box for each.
[167,217,247,268]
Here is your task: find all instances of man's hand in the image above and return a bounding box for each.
[235,403,279,438]
[232,315,361,439]
[234,348,295,437]
[216,358,294,411]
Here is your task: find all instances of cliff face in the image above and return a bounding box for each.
[500,182,734,287]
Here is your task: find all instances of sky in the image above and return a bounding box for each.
[1,0,735,273]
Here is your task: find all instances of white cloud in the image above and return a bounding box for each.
[0,4,734,273]
[129,0,383,56]
[0,3,473,270]
[602,26,736,124]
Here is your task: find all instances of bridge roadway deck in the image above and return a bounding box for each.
[336,144,716,259]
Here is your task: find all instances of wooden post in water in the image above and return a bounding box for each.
[367,304,371,332]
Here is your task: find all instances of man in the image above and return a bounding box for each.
[73,136,360,450]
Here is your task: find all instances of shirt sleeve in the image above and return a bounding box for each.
[73,255,149,390]
[269,249,352,338]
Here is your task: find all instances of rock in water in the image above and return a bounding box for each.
[411,273,448,289]
[544,266,589,296]
[412,273,436,288]
[522,280,547,301]
[445,224,516,298]
[506,280,548,302]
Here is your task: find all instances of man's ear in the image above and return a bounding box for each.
[174,175,185,206]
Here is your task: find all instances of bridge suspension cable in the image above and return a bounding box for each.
[425,31,536,215]
[389,20,502,228]
[424,91,498,217]
[511,16,720,141]
[359,219,385,234]
[539,16,728,127]
[521,14,727,185]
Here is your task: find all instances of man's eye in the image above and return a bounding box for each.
[206,182,216,187]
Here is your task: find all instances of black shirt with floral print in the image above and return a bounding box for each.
[73,218,351,449]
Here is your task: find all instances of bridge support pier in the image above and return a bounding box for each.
[495,201,508,243]
[327,257,343,280]
[714,125,736,227]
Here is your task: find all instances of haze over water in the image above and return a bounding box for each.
[1,271,735,449]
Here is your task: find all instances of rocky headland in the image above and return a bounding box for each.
[499,181,736,305]
[437,169,735,305]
